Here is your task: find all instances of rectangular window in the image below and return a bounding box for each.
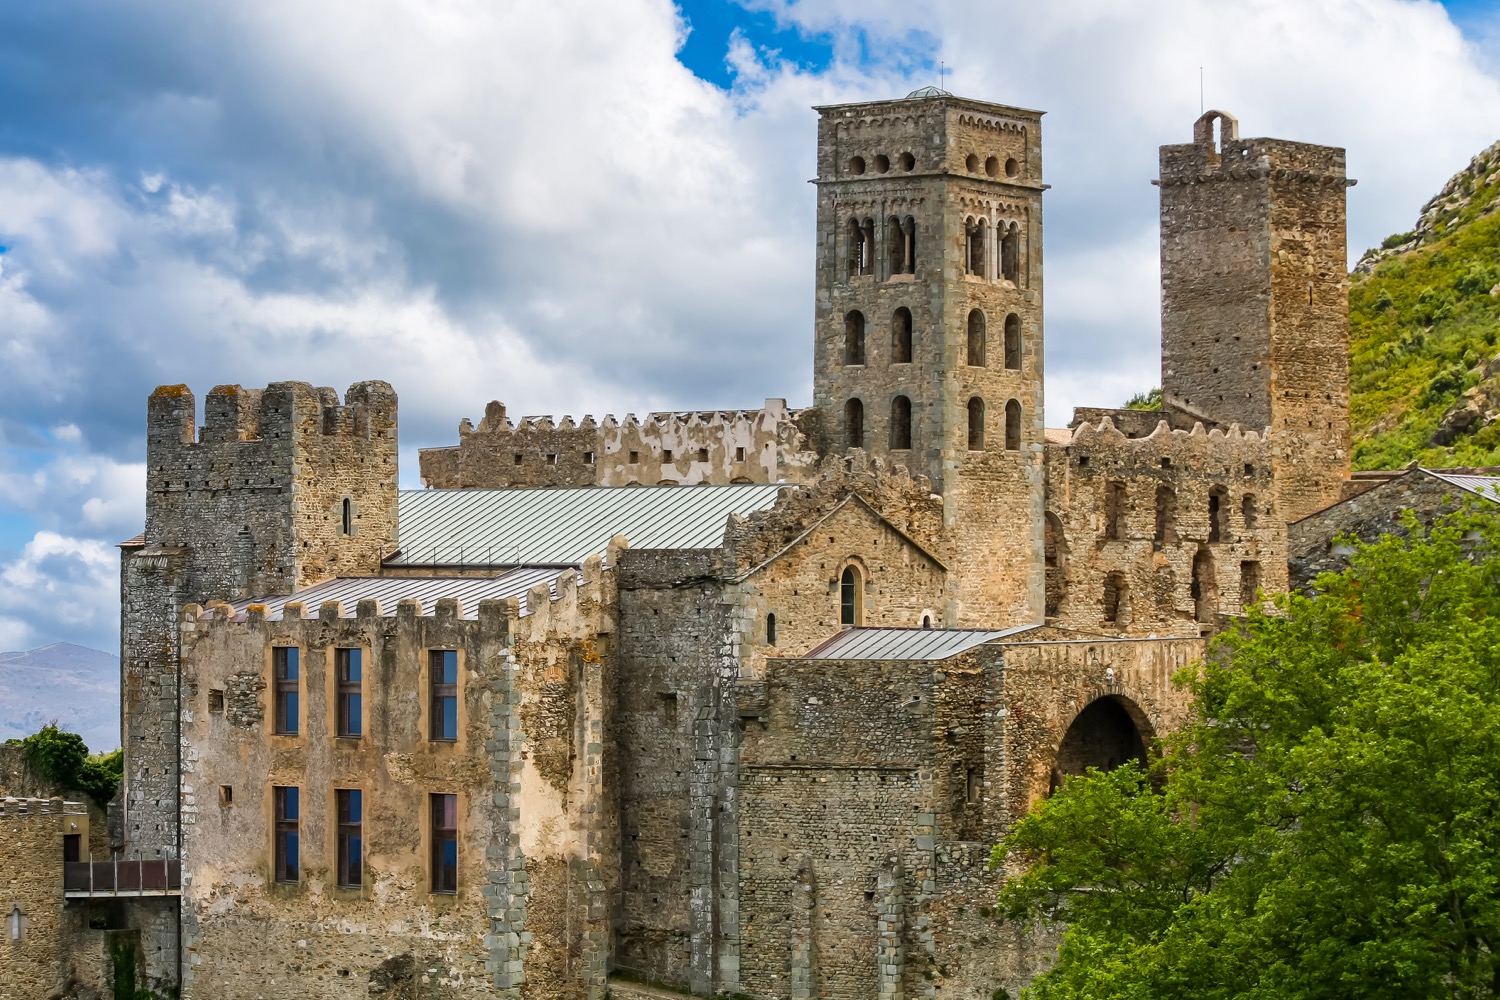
[274,786,300,883]
[336,789,363,888]
[336,648,363,738]
[63,834,80,863]
[429,650,458,742]
[431,793,457,894]
[273,647,300,735]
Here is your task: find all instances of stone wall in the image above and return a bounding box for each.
[1043,417,1287,636]
[418,400,821,489]
[175,555,615,1000]
[0,798,91,1000]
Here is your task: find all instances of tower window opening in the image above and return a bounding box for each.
[1004,399,1022,451]
[844,310,866,365]
[890,396,912,450]
[340,497,352,536]
[898,152,915,171]
[967,309,986,367]
[965,153,980,172]
[1208,487,1227,542]
[1104,481,1127,540]
[1192,547,1217,623]
[1102,572,1128,625]
[766,613,777,647]
[967,397,985,450]
[1004,314,1022,370]
[873,154,890,173]
[887,216,906,276]
[839,565,864,626]
[1241,494,1258,531]
[891,307,913,363]
[849,217,876,276]
[902,215,916,274]
[1001,223,1020,283]
[1240,560,1261,607]
[844,399,865,449]
[1005,157,1019,178]
[965,218,987,276]
[985,155,999,177]
[848,156,866,175]
[1154,484,1177,546]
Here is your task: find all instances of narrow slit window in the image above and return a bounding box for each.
[431,793,458,894]
[336,648,362,738]
[844,311,866,365]
[273,786,300,883]
[1004,399,1022,451]
[844,399,864,449]
[967,310,986,366]
[766,613,777,647]
[336,789,362,888]
[273,647,299,736]
[340,497,353,536]
[839,566,863,627]
[891,308,913,363]
[890,396,912,450]
[1004,314,1022,370]
[429,650,458,742]
[967,397,985,450]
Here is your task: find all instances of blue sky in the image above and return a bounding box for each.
[0,0,1498,654]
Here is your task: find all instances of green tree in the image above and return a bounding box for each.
[1123,387,1162,411]
[996,506,1500,999]
[8,723,122,809]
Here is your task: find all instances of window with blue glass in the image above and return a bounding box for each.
[336,788,362,888]
[336,648,362,738]
[273,647,299,735]
[429,650,458,742]
[431,793,457,894]
[273,785,299,883]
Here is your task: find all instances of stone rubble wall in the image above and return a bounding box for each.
[0,798,93,1000]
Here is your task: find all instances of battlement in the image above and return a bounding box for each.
[149,379,396,449]
[419,397,820,489]
[1156,110,1354,187]
[1059,415,1270,471]
[0,796,87,818]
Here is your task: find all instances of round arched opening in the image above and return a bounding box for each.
[848,156,866,175]
[1005,157,1019,178]
[1052,696,1149,791]
[873,154,891,173]
[965,152,980,172]
[985,155,999,177]
[898,152,916,171]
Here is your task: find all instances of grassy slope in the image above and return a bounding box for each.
[1349,154,1500,470]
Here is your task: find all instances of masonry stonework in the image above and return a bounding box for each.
[98,89,1380,999]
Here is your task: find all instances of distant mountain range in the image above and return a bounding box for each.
[0,642,119,752]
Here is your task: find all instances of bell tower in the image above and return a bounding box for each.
[811,88,1048,625]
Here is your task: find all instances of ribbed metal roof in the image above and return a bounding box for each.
[801,626,1038,661]
[389,484,789,567]
[1425,470,1500,501]
[224,566,571,621]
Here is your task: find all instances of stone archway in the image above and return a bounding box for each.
[1050,695,1152,793]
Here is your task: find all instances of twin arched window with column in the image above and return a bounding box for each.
[849,217,875,276]
[887,215,916,275]
[1001,223,1020,283]
[965,217,987,276]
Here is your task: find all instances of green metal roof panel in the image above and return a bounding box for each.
[389,483,789,567]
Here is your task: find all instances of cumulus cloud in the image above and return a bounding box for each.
[0,0,1496,651]
[0,532,118,652]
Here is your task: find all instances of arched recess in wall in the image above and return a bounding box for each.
[891,308,913,363]
[1191,546,1217,624]
[887,216,905,275]
[844,311,866,365]
[1154,484,1177,546]
[967,310,986,367]
[1004,399,1022,451]
[844,399,864,449]
[967,397,985,450]
[965,217,986,276]
[849,217,874,276]
[1208,486,1228,542]
[1000,223,1020,284]
[1050,695,1153,794]
[1044,512,1067,618]
[890,396,912,450]
[839,563,865,626]
[1003,314,1022,370]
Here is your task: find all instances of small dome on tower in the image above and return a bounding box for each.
[905,85,952,99]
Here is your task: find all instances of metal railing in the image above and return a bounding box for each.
[63,859,181,896]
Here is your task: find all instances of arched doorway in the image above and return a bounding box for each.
[1050,695,1151,793]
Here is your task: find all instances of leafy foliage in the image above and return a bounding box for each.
[996,505,1500,999]
[1123,387,1162,411]
[1349,153,1500,470]
[8,723,122,808]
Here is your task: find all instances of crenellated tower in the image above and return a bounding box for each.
[811,89,1047,624]
[1158,110,1354,521]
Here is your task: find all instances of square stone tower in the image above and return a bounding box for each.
[1158,111,1354,521]
[811,89,1047,624]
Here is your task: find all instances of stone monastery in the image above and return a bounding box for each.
[19,88,1464,1000]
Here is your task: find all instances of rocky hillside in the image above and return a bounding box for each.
[0,642,119,752]
[1349,138,1500,470]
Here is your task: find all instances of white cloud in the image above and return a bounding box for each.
[0,531,118,651]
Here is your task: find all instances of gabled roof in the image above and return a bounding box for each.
[224,566,571,621]
[1424,469,1500,501]
[388,483,788,567]
[801,626,1041,661]
[736,493,945,582]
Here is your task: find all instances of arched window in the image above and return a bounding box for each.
[967,397,985,450]
[844,399,864,448]
[1001,222,1020,283]
[340,497,353,536]
[1241,494,1258,531]
[920,614,933,629]
[891,308,913,363]
[1192,547,1217,623]
[1004,399,1022,451]
[1044,512,1067,617]
[890,396,912,450]
[844,311,866,365]
[886,217,905,276]
[902,216,917,274]
[766,613,777,647]
[967,310,986,367]
[1003,314,1021,370]
[839,565,863,626]
[1208,486,1228,542]
[965,218,986,276]
[849,217,874,276]
[1154,484,1176,546]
